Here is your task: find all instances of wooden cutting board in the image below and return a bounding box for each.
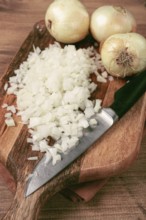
[0,21,146,220]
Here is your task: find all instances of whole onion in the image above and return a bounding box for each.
[90,5,137,42]
[101,33,146,77]
[45,0,90,44]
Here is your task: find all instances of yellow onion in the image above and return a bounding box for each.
[101,33,146,77]
[90,5,137,42]
[45,0,89,44]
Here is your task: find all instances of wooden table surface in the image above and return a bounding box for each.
[0,0,146,219]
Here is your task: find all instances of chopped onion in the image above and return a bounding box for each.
[7,105,16,114]
[89,118,97,127]
[5,112,12,118]
[94,99,102,112]
[4,83,8,91]
[27,138,33,143]
[27,156,38,161]
[5,118,15,127]
[2,103,8,108]
[4,42,108,165]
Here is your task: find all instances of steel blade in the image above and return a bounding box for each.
[25,108,118,197]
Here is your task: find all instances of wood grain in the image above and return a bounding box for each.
[80,95,146,181]
[0,0,146,219]
[0,20,145,219]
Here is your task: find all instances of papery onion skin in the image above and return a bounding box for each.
[90,5,137,42]
[45,0,90,43]
[101,33,146,77]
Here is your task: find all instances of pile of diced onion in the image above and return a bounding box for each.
[3,42,113,165]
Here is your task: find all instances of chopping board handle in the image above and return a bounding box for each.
[2,181,64,220]
[3,185,40,220]
[2,161,80,220]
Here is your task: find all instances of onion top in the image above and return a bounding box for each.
[45,0,90,43]
[90,5,137,42]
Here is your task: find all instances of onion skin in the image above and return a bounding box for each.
[45,0,90,44]
[90,5,137,42]
[101,33,146,77]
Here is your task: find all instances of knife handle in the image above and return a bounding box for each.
[110,70,146,118]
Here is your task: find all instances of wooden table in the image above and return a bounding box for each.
[0,0,146,219]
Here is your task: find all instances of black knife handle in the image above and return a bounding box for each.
[110,69,146,118]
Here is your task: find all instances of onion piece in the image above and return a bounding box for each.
[27,157,38,161]
[2,103,8,108]
[5,112,12,118]
[5,118,15,127]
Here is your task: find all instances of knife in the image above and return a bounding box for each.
[25,69,146,197]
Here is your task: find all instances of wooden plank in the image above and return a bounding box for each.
[0,0,146,219]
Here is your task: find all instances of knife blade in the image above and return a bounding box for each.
[25,69,146,197]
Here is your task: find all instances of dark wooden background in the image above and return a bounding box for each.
[0,0,146,219]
